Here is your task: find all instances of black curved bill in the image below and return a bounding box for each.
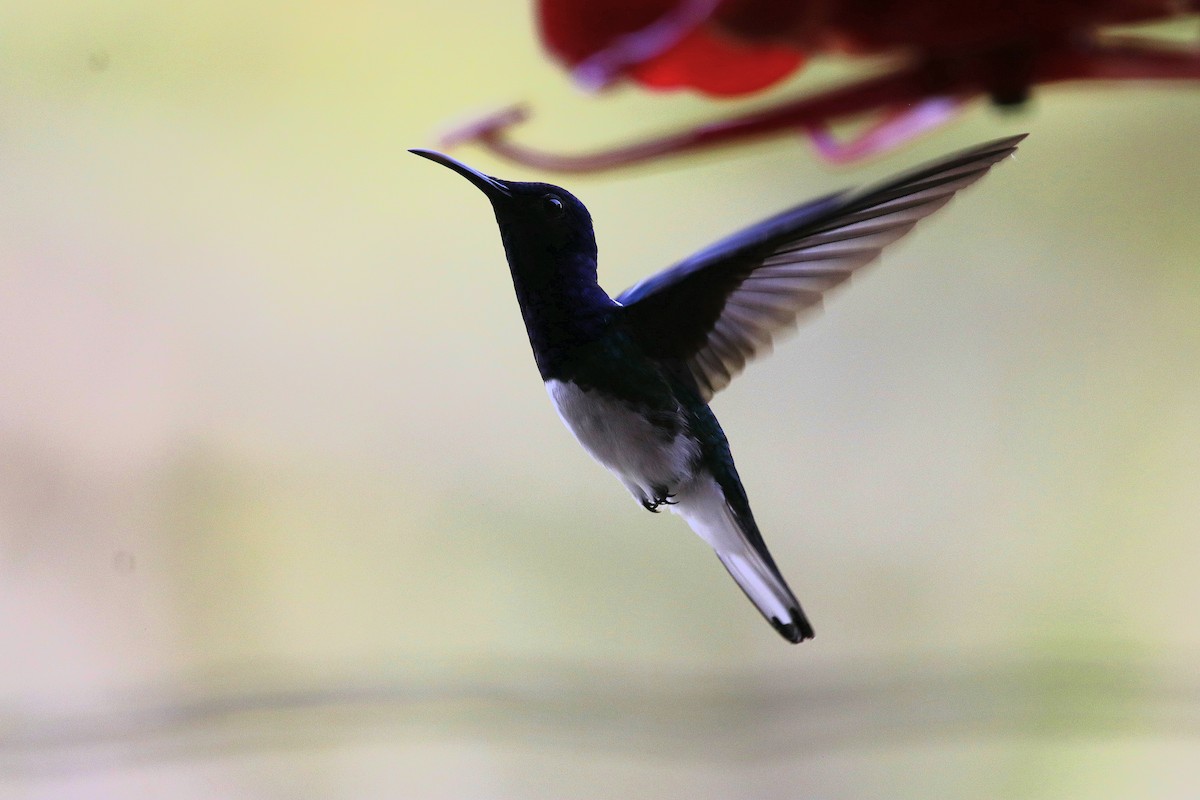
[410,149,511,199]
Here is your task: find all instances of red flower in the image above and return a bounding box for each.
[441,0,1200,169]
[538,0,805,96]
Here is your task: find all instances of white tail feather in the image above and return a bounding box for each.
[671,476,811,642]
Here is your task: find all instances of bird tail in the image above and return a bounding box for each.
[672,477,813,643]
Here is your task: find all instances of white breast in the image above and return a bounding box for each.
[545,379,699,502]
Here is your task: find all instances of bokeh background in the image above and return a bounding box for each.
[2,3,1199,798]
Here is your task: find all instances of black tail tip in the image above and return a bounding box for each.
[771,612,815,644]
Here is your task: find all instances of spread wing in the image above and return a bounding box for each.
[616,135,1025,401]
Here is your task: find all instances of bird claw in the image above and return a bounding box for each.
[641,491,677,513]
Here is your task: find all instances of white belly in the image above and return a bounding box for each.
[545,379,699,500]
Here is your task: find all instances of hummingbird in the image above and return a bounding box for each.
[411,135,1024,643]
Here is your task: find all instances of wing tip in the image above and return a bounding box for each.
[953,132,1028,169]
[981,132,1027,161]
[985,132,1029,149]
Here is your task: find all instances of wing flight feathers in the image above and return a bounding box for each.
[617,135,1026,400]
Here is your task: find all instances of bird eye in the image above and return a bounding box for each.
[543,195,565,216]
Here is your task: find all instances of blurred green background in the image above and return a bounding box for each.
[2,3,1199,798]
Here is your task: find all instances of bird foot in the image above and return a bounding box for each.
[641,491,677,513]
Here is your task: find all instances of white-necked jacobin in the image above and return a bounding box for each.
[412,135,1024,643]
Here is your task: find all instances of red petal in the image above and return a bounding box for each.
[631,28,805,96]
[538,0,679,65]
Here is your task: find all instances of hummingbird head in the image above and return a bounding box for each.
[410,149,598,273]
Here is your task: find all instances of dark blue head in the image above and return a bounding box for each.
[410,149,597,274]
[411,149,616,379]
